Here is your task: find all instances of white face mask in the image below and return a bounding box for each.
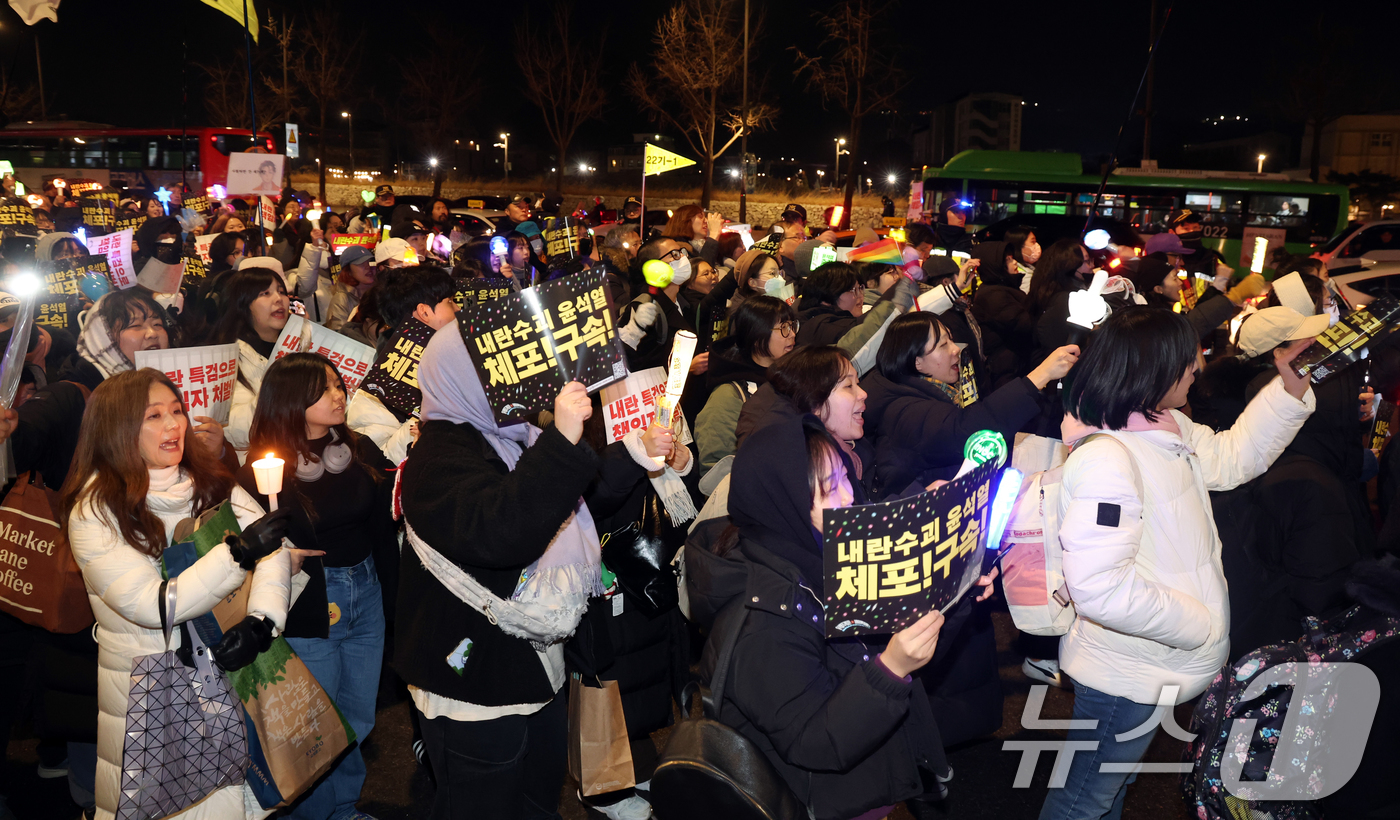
[669,255,692,286]
[1023,242,1042,264]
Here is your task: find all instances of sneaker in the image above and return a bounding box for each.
[1023,657,1068,688]
[37,758,69,779]
[579,790,652,820]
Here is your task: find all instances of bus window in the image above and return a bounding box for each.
[1306,195,1340,244]
[967,184,1020,224]
[212,134,271,155]
[1126,194,1177,234]
[1185,191,1245,238]
[106,137,144,170]
[1247,194,1309,227]
[1023,190,1071,215]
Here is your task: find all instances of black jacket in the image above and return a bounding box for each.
[860,369,1042,497]
[395,420,599,707]
[692,534,941,820]
[971,270,1034,392]
[619,288,694,372]
[794,303,860,348]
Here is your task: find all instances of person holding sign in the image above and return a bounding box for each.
[213,268,308,464]
[396,323,603,820]
[237,353,394,820]
[862,313,1080,496]
[1039,307,1315,820]
[59,369,297,820]
[688,413,950,820]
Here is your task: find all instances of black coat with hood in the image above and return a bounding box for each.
[969,241,1036,390]
[688,401,942,820]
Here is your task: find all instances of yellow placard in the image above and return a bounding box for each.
[644,144,696,177]
[883,216,907,227]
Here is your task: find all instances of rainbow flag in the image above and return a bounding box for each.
[847,237,903,265]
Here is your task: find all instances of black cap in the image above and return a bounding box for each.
[507,193,533,207]
[390,219,428,239]
[623,196,643,211]
[942,197,972,216]
[1169,207,1203,227]
[375,184,394,198]
[781,203,807,223]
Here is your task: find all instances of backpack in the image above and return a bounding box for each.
[1181,604,1400,820]
[650,600,806,820]
[999,432,1140,636]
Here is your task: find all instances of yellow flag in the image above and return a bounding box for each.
[644,143,696,177]
[202,0,260,43]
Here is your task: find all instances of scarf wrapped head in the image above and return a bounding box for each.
[76,293,136,380]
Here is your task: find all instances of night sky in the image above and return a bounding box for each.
[4,0,1400,177]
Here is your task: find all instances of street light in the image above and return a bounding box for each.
[341,111,355,180]
[834,138,848,187]
[1257,154,1266,174]
[494,133,511,181]
[887,174,897,184]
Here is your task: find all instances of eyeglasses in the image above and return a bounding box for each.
[661,248,686,262]
[774,321,796,338]
[849,282,866,294]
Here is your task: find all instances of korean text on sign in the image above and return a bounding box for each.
[471,285,614,388]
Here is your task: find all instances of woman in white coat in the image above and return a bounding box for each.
[1038,307,1317,820]
[61,368,298,820]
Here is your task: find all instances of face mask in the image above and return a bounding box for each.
[668,254,692,286]
[1076,261,1093,275]
[1178,230,1204,249]
[1023,242,1042,264]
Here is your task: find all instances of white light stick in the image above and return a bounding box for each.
[1250,236,1269,274]
[655,331,697,434]
[251,452,285,512]
[0,274,41,411]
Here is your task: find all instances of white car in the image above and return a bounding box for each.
[1330,258,1400,308]
[447,208,506,237]
[1315,220,1400,270]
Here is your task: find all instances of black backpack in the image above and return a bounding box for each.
[649,600,805,820]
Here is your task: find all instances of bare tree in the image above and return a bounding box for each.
[400,29,480,198]
[793,0,906,229]
[195,53,281,133]
[515,7,607,191]
[0,68,42,126]
[292,3,361,202]
[627,0,775,207]
[262,14,305,131]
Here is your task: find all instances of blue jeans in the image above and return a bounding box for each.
[1037,682,1161,820]
[286,555,385,820]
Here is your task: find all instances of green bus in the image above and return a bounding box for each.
[919,151,1350,274]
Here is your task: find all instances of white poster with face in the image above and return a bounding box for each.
[226,153,286,196]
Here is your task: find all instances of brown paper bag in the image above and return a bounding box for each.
[567,676,636,797]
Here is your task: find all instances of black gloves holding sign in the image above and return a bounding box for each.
[224,507,292,570]
[212,615,275,671]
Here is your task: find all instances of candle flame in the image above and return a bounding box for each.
[266,452,274,460]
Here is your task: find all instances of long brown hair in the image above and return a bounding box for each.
[664,204,704,241]
[60,369,234,557]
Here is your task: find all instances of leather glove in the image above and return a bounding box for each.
[1226,272,1268,306]
[619,301,661,349]
[211,615,275,671]
[225,507,292,571]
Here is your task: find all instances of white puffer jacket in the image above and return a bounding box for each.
[1057,376,1315,705]
[346,389,415,466]
[226,318,313,464]
[70,467,293,820]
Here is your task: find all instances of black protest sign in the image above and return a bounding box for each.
[1372,399,1396,455]
[822,461,998,638]
[182,195,212,216]
[454,277,515,310]
[114,212,147,234]
[0,198,37,235]
[359,317,435,418]
[79,197,116,234]
[37,254,109,332]
[183,254,207,280]
[86,190,119,203]
[544,216,581,262]
[1291,297,1400,384]
[459,266,626,425]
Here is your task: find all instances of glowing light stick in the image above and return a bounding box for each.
[954,429,1007,479]
[0,273,41,480]
[655,331,697,433]
[1250,236,1269,274]
[1065,268,1110,344]
[986,468,1024,555]
[155,187,173,215]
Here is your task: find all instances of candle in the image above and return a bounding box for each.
[251,452,285,511]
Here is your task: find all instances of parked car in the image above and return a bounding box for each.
[1330,258,1400,309]
[1313,220,1400,270]
[446,208,506,238]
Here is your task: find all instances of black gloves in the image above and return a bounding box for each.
[211,615,275,671]
[225,507,292,570]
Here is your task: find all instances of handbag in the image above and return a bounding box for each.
[116,577,249,820]
[567,675,636,797]
[602,492,682,619]
[650,601,806,820]
[0,471,95,633]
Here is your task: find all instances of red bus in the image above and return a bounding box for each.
[0,122,275,199]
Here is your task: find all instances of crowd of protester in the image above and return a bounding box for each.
[0,177,1397,820]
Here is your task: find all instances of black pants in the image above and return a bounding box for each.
[417,692,567,820]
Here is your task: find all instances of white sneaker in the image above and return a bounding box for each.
[580,791,653,820]
[1022,658,1068,688]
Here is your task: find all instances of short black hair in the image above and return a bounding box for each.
[798,261,858,310]
[635,236,677,265]
[803,416,844,500]
[1064,306,1199,429]
[905,222,937,249]
[377,265,455,330]
[208,231,244,270]
[877,312,945,383]
[1003,224,1034,266]
[855,261,894,288]
[769,345,851,414]
[725,295,797,362]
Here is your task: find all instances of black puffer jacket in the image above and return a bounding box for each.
[970,244,1035,390]
[860,368,1042,497]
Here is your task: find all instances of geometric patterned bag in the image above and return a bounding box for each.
[116,577,249,820]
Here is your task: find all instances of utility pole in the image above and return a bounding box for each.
[1142,0,1159,161]
[496,133,511,182]
[34,28,46,120]
[739,0,749,222]
[342,111,355,180]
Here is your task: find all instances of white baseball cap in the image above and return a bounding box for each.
[1237,306,1330,358]
[375,237,412,265]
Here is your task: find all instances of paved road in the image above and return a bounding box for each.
[1,611,1195,820]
